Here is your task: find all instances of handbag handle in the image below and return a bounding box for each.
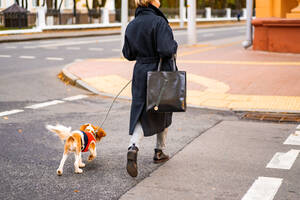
[157,54,177,72]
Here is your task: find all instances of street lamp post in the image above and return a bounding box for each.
[242,0,254,49]
[187,0,196,45]
[180,0,185,28]
[121,0,128,56]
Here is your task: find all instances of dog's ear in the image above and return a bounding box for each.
[91,124,99,132]
[80,124,89,132]
[95,128,106,142]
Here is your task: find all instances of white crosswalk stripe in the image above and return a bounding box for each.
[284,131,300,145]
[266,149,300,170]
[242,177,282,200]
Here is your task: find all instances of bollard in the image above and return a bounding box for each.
[226,8,231,19]
[101,8,110,25]
[187,0,196,45]
[205,7,211,19]
[36,7,46,29]
[121,0,128,56]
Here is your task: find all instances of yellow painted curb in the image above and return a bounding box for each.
[83,74,300,112]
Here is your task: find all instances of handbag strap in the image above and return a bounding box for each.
[157,55,176,72]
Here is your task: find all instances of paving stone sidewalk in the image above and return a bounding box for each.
[63,41,300,113]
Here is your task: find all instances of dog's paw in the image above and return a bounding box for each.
[88,155,95,162]
[79,162,86,168]
[75,168,83,174]
[57,169,63,176]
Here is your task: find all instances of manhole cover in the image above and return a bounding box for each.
[241,112,300,123]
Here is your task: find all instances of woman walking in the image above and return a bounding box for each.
[122,0,178,177]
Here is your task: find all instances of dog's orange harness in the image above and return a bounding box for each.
[81,131,96,152]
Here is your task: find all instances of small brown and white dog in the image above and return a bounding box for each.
[46,123,106,175]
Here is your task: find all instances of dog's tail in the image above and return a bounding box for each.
[46,124,72,141]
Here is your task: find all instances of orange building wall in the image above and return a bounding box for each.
[253,0,300,53]
[256,0,298,18]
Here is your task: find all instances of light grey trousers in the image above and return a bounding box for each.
[129,121,168,150]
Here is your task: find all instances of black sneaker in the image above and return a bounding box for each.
[153,149,169,164]
[127,144,139,177]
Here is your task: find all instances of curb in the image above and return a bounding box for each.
[61,61,100,95]
[0,30,121,43]
[61,62,132,101]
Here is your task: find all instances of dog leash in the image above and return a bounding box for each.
[100,79,132,128]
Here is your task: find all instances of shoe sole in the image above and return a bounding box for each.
[127,151,137,177]
[153,157,169,164]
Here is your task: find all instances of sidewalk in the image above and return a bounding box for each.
[63,38,300,114]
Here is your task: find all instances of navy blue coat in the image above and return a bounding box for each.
[122,4,178,136]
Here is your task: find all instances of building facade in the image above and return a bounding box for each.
[253,0,300,53]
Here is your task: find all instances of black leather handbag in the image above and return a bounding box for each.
[146,56,186,112]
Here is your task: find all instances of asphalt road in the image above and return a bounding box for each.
[1,25,300,200]
[0,25,245,108]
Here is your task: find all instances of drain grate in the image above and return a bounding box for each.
[241,112,300,123]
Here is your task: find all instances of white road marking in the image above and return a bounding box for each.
[23,46,37,49]
[38,38,119,48]
[175,26,244,36]
[241,177,282,200]
[44,47,58,50]
[5,46,17,49]
[25,100,64,109]
[63,95,88,101]
[66,47,81,50]
[284,131,300,145]
[19,56,36,59]
[112,49,120,52]
[46,57,64,61]
[0,55,12,58]
[266,149,300,170]
[202,33,215,37]
[296,124,300,129]
[74,59,83,62]
[39,41,54,44]
[0,109,24,117]
[89,48,104,51]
